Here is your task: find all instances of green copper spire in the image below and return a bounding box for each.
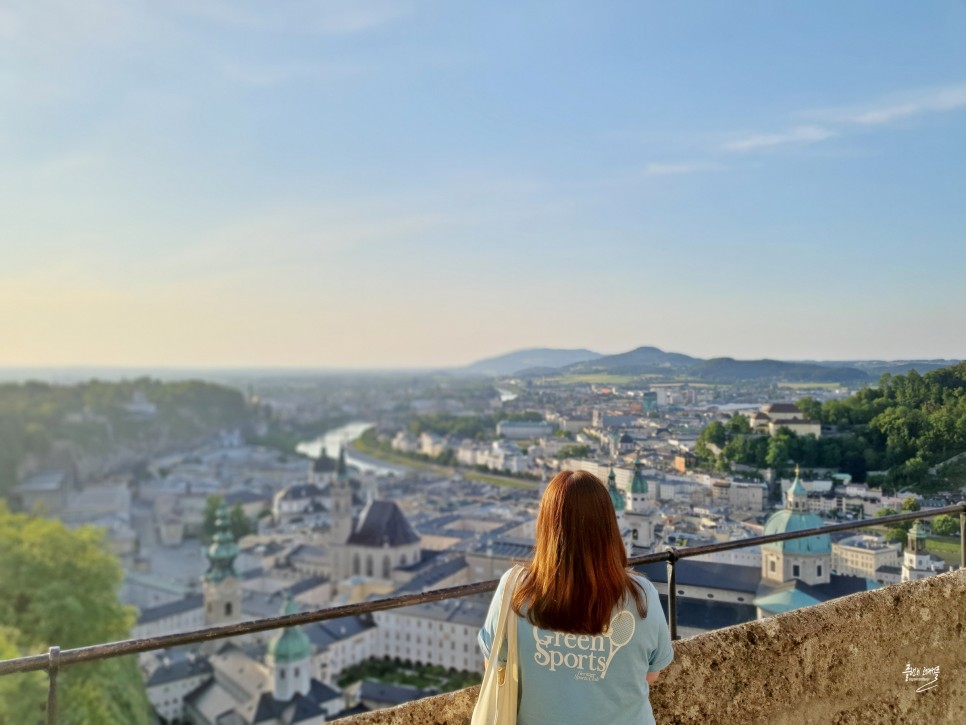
[631,457,648,495]
[787,465,808,512]
[268,594,312,664]
[206,502,239,583]
[606,467,625,511]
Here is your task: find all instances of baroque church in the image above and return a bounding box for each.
[137,448,426,724]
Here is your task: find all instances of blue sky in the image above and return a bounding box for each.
[2,1,965,368]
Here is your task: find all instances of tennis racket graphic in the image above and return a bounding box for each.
[599,610,635,679]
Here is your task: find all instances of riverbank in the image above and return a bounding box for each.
[351,436,537,490]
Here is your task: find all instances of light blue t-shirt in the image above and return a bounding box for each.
[478,569,673,725]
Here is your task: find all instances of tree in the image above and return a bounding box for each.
[558,444,590,459]
[900,496,921,512]
[0,504,149,723]
[931,514,959,537]
[765,433,794,473]
[204,496,255,542]
[0,627,46,724]
[875,507,912,534]
[796,397,823,422]
[229,503,255,540]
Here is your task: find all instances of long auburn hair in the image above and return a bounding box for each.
[511,469,647,634]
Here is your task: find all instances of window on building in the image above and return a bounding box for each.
[383,556,391,579]
[295,667,300,677]
[366,556,374,577]
[817,564,822,577]
[225,602,232,616]
[769,560,776,573]
[792,564,800,577]
[280,669,286,679]
[353,554,360,576]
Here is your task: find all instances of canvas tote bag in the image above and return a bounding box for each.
[471,565,523,725]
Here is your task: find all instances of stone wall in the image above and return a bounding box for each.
[337,569,966,724]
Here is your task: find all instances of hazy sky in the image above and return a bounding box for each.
[3,1,966,368]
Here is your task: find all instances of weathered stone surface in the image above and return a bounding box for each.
[338,569,966,724]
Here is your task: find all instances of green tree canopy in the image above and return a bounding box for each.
[874,507,912,534]
[930,514,959,537]
[900,496,921,512]
[0,504,149,723]
[203,496,255,543]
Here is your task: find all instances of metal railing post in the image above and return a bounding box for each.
[0,504,963,685]
[666,548,678,641]
[960,504,965,571]
[46,646,59,725]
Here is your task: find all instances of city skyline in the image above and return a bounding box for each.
[3,2,966,367]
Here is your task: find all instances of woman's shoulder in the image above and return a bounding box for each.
[497,564,527,590]
[628,572,659,597]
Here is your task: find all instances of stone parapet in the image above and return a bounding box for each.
[338,569,966,724]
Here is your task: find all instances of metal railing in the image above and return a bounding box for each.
[1,502,963,724]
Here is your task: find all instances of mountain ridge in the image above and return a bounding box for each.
[461,345,960,383]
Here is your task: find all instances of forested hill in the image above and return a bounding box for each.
[814,363,966,484]
[0,379,251,496]
[698,362,966,492]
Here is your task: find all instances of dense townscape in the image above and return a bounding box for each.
[1,350,964,722]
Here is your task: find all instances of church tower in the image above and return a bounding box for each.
[309,446,336,486]
[330,447,353,544]
[624,457,653,549]
[606,467,632,555]
[606,466,625,512]
[902,519,932,582]
[267,595,312,702]
[628,457,649,513]
[203,503,242,626]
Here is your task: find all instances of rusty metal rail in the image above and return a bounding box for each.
[1,502,963,723]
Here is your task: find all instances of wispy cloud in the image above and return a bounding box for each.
[723,125,836,153]
[827,85,966,126]
[644,161,724,176]
[719,84,966,156]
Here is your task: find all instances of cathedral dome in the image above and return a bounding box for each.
[762,509,830,554]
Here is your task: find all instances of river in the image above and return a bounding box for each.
[295,421,407,476]
[496,387,518,402]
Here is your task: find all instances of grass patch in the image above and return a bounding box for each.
[352,438,537,489]
[463,471,536,489]
[552,374,640,385]
[351,438,441,471]
[337,657,481,693]
[926,536,962,567]
[776,382,842,390]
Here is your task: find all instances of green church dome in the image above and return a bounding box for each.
[268,597,312,664]
[630,458,648,495]
[762,510,830,554]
